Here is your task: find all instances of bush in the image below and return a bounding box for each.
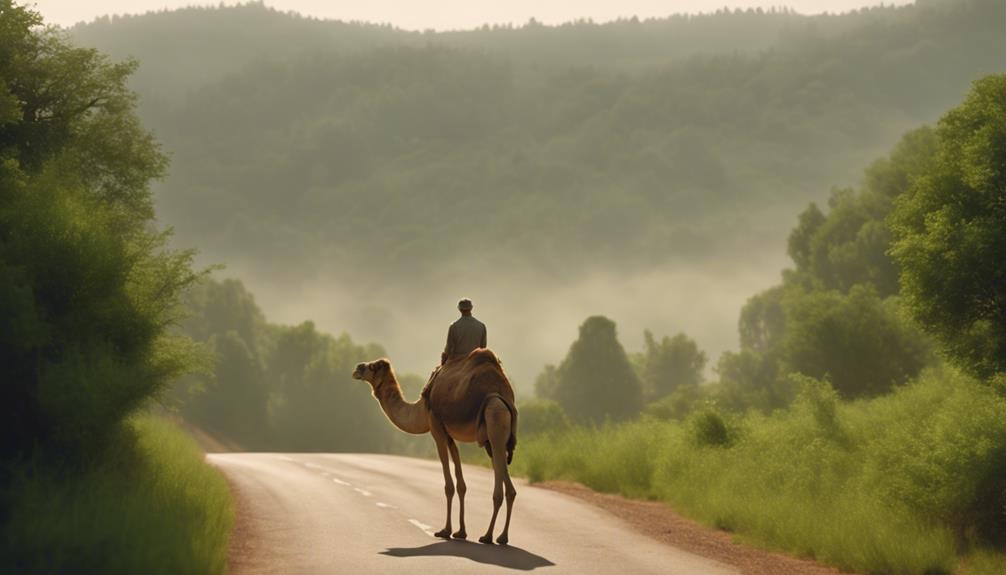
[686,408,734,448]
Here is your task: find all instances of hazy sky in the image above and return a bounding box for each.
[34,1,915,30]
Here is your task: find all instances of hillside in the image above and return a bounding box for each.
[68,0,1006,382]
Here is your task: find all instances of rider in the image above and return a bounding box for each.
[441,298,487,364]
[424,298,486,399]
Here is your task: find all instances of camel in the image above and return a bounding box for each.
[352,349,518,545]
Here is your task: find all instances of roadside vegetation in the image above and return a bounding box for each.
[0,3,233,572]
[515,75,1006,574]
[516,369,1005,574]
[2,416,234,574]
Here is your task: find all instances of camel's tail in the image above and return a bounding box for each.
[478,392,518,465]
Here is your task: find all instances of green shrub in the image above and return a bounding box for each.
[686,408,734,448]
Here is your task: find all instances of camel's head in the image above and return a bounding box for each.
[352,358,392,389]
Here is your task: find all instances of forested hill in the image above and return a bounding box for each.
[67,0,1006,382]
[72,3,811,101]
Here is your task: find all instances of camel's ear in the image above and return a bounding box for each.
[371,359,390,374]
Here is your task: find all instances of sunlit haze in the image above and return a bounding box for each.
[36,0,915,29]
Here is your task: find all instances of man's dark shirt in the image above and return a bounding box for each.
[444,315,487,360]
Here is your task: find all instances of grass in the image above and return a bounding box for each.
[2,415,234,574]
[511,369,1006,574]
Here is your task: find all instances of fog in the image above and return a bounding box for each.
[38,0,915,30]
[223,253,787,387]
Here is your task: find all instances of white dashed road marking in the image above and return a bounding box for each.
[408,519,435,537]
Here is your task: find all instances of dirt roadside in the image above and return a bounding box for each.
[536,481,847,575]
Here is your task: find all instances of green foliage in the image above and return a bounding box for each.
[787,128,939,298]
[175,277,426,453]
[1,416,233,574]
[889,74,1006,380]
[634,330,706,401]
[516,398,571,438]
[643,383,705,421]
[782,285,933,398]
[533,364,559,400]
[517,368,1006,573]
[551,316,643,424]
[267,322,394,452]
[685,407,734,448]
[0,1,199,462]
[715,125,941,408]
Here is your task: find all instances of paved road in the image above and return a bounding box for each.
[209,453,737,575]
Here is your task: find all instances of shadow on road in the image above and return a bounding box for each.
[381,540,555,571]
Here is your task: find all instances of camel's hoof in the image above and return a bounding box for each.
[478,534,494,545]
[434,528,452,539]
[452,530,467,540]
[496,534,509,545]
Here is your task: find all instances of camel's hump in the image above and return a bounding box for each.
[467,348,502,367]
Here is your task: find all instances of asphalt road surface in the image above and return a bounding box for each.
[209,453,738,575]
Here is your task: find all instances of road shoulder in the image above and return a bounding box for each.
[535,481,846,575]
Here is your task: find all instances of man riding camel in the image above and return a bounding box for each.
[424,298,486,398]
[442,298,487,364]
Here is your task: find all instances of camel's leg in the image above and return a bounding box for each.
[447,439,467,539]
[479,398,516,545]
[430,419,454,539]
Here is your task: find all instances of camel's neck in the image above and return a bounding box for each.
[374,375,430,435]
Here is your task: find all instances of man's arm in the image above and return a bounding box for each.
[443,324,455,361]
[480,325,487,349]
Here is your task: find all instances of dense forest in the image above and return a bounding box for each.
[68,0,1006,381]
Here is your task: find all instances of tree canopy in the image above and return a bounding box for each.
[889,74,1006,381]
[0,0,198,461]
[551,316,643,424]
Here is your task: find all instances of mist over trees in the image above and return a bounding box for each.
[175,278,424,452]
[711,126,943,410]
[69,0,1005,283]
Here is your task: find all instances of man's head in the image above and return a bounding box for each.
[458,298,473,315]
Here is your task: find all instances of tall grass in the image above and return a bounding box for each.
[515,369,1006,574]
[2,416,234,574]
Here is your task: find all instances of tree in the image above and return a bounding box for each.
[0,1,199,461]
[783,286,932,398]
[552,316,643,424]
[517,399,571,437]
[182,331,269,443]
[267,321,393,452]
[637,330,707,400]
[889,74,1006,380]
[533,364,559,399]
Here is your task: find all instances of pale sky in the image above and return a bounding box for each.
[32,1,915,30]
